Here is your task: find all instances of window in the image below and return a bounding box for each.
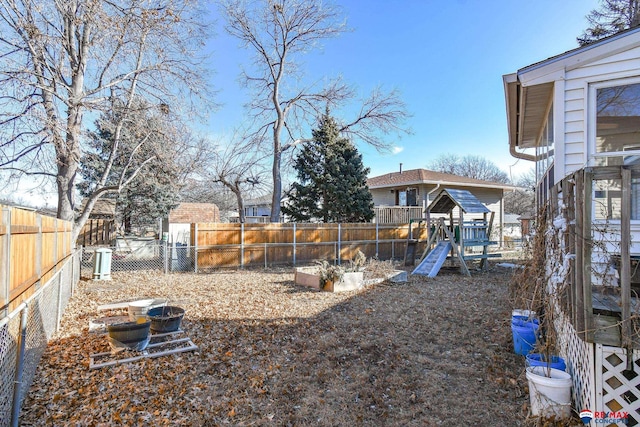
[592,80,640,220]
[594,81,640,165]
[398,188,418,206]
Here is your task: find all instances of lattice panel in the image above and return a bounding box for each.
[596,345,640,426]
[555,309,596,412]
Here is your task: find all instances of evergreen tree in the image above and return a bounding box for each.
[578,0,640,45]
[79,105,182,234]
[283,113,374,223]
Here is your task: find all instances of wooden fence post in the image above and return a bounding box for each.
[1,208,10,316]
[583,169,594,342]
[375,222,379,258]
[337,223,342,265]
[293,223,296,266]
[240,223,245,269]
[35,216,42,292]
[194,223,198,273]
[53,218,58,274]
[621,167,632,355]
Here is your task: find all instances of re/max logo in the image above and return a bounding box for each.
[593,411,628,419]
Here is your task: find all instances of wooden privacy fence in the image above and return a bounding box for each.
[0,205,73,315]
[192,222,428,269]
[76,219,115,247]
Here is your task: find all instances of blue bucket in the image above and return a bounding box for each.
[526,353,567,372]
[511,317,539,355]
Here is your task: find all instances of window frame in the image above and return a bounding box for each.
[588,76,640,222]
[588,76,640,165]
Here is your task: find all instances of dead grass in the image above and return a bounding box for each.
[19,260,575,426]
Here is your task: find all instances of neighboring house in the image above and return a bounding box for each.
[162,202,220,244]
[502,213,522,247]
[233,195,272,223]
[82,198,116,220]
[77,198,116,246]
[504,26,640,419]
[228,195,288,223]
[367,167,514,243]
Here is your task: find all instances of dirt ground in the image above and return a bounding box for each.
[19,259,555,426]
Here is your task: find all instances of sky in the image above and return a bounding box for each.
[204,0,601,182]
[2,0,602,208]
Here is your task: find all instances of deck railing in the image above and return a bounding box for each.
[373,206,424,224]
[546,164,640,349]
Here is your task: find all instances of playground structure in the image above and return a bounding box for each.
[406,188,500,277]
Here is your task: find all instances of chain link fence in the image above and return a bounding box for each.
[81,241,197,278]
[0,249,81,427]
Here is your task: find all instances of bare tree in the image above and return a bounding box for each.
[428,154,510,183]
[203,137,270,223]
[0,0,212,241]
[222,0,410,222]
[504,168,536,215]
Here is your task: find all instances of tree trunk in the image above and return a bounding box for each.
[235,188,245,223]
[270,150,281,223]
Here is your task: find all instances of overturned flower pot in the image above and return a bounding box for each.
[294,266,364,292]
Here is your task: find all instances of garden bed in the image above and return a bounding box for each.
[20,262,541,426]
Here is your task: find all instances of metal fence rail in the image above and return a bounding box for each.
[0,249,81,427]
[81,242,197,277]
[80,238,411,275]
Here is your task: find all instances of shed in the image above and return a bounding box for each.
[162,203,220,245]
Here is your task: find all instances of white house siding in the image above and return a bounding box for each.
[554,46,640,263]
[560,46,640,178]
[561,80,586,176]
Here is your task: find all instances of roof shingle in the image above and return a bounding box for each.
[367,168,512,189]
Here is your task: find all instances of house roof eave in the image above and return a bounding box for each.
[369,180,513,192]
[517,26,640,85]
[504,27,640,160]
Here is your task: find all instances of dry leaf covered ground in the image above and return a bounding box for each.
[20,261,535,426]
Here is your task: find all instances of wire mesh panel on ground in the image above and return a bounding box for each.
[0,250,80,427]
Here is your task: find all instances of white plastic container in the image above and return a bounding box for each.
[526,366,572,418]
[128,299,154,321]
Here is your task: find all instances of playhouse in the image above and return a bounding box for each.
[408,188,499,277]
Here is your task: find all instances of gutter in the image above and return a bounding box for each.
[510,143,535,162]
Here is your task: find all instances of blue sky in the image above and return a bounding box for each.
[205,0,600,182]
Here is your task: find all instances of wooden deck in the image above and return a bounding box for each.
[592,288,640,314]
[591,288,640,348]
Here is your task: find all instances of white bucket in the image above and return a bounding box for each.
[526,366,572,418]
[512,309,536,319]
[128,299,154,321]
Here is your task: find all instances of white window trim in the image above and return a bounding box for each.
[588,76,640,166]
[588,76,640,223]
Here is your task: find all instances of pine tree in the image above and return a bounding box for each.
[283,113,374,223]
[578,0,640,46]
[79,107,181,234]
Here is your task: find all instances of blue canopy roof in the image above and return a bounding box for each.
[428,188,491,214]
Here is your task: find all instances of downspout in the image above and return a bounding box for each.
[427,184,441,203]
[510,143,536,162]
